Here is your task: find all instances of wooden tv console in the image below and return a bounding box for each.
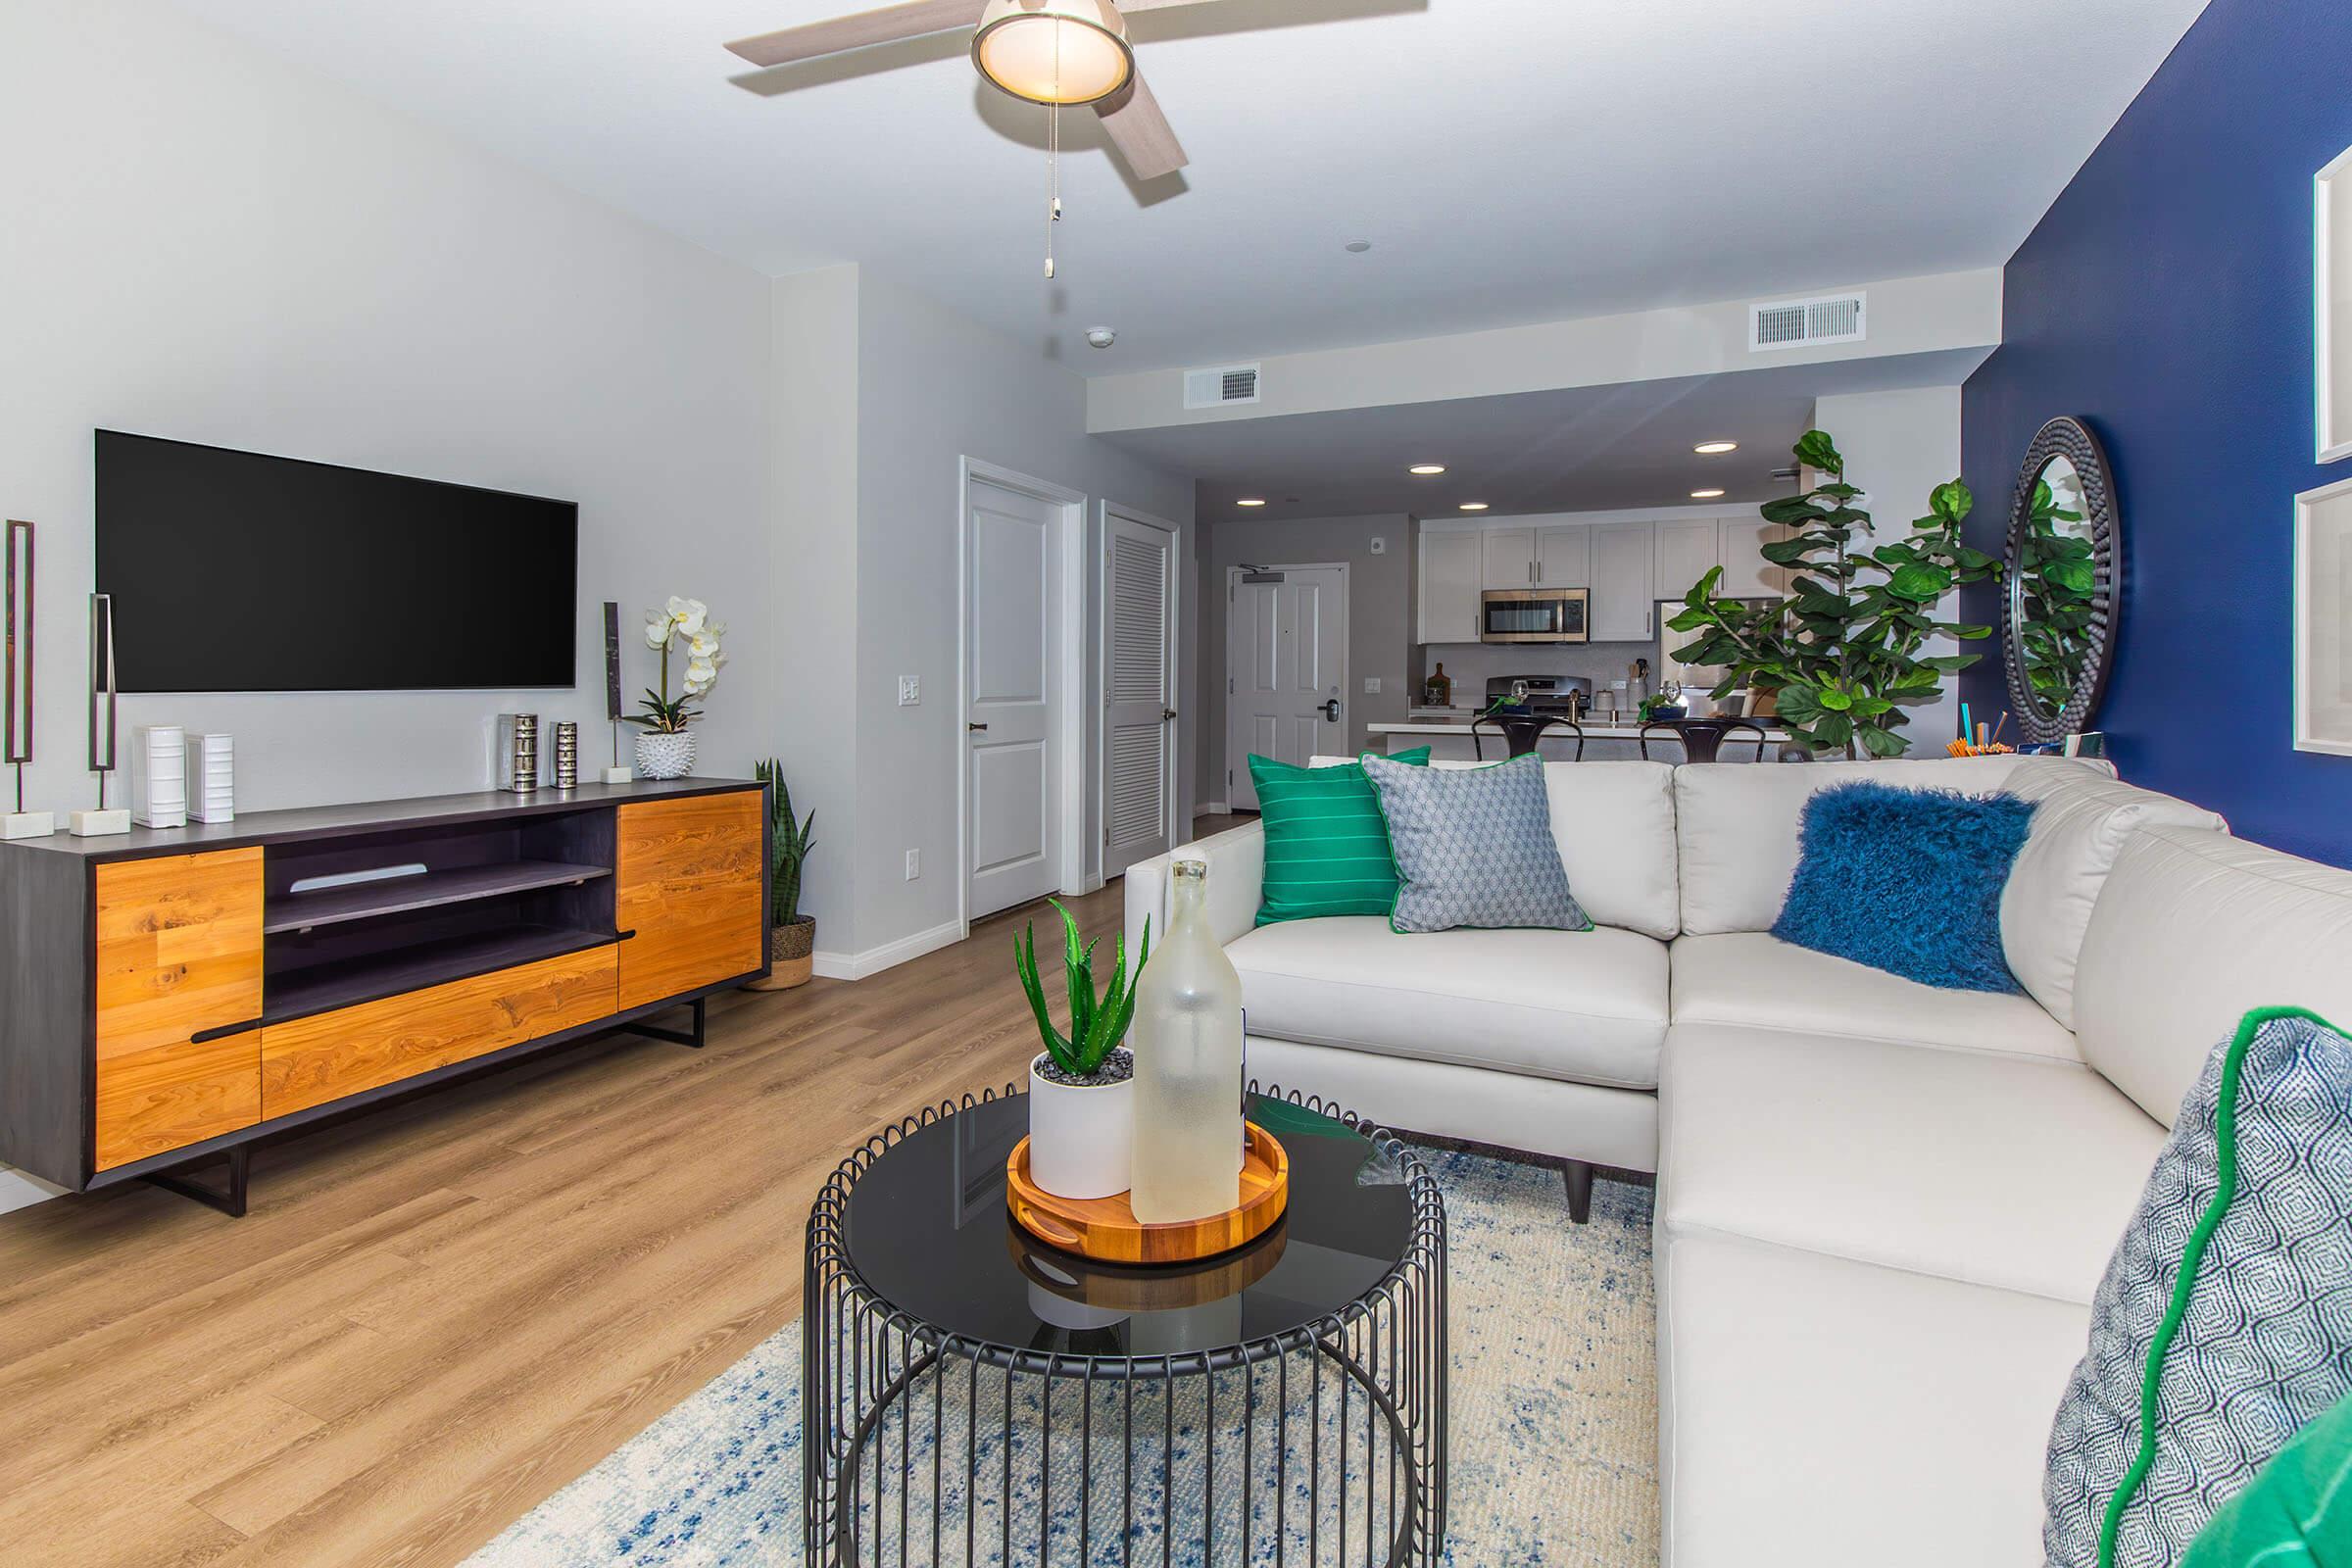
[0,778,768,1215]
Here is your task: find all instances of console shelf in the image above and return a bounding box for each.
[264,859,611,934]
[263,922,618,1024]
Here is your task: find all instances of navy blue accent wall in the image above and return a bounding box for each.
[1961,0,2352,866]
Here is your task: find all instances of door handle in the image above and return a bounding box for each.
[1161,708,1178,721]
[967,721,988,732]
[1320,700,1342,721]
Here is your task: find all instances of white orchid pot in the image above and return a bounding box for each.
[635,729,696,780]
[1027,1053,1134,1200]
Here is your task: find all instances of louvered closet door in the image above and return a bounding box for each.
[1103,514,1178,877]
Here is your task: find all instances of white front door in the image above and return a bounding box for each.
[1103,513,1179,877]
[1225,564,1348,810]
[965,477,1063,918]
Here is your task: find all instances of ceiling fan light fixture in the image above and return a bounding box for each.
[972,0,1134,106]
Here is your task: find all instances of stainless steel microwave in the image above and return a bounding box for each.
[1480,588,1590,644]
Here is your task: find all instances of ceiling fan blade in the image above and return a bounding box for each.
[1096,70,1188,180]
[725,0,982,69]
[1114,0,1227,10]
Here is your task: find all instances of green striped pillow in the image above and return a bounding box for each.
[1250,748,1430,925]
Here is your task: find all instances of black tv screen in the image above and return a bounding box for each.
[95,430,577,693]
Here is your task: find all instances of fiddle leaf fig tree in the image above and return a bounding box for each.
[1666,430,2002,759]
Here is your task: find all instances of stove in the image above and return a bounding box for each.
[1484,673,1594,718]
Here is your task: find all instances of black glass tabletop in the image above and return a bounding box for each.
[841,1093,1418,1361]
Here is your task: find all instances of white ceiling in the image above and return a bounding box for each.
[164,0,2206,373]
[1106,348,1985,517]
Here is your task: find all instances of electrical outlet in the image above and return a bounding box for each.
[1363,677,1382,695]
[1368,536,1387,556]
[904,848,921,881]
[897,675,920,707]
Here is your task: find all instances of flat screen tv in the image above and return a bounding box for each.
[95,430,577,693]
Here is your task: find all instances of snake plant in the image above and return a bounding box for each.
[753,759,815,926]
[1015,900,1151,1078]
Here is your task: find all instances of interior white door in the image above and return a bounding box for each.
[1103,514,1178,878]
[1224,565,1348,810]
[965,478,1062,918]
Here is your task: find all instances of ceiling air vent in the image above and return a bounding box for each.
[1749,291,1868,352]
[1182,362,1261,410]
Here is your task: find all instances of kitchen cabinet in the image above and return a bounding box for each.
[1589,521,1655,641]
[1534,526,1591,588]
[1481,527,1536,588]
[1718,518,1792,598]
[1416,530,1483,644]
[1654,519,1721,604]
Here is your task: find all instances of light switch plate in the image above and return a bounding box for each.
[905,848,921,880]
[897,676,920,707]
[1363,677,1382,694]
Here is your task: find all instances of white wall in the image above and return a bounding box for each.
[1812,385,1969,752]
[0,0,777,819]
[848,270,1194,967]
[1088,270,2002,432]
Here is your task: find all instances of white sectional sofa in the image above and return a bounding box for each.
[1123,754,2352,1564]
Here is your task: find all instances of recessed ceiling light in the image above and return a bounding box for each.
[1237,498,1267,508]
[1408,464,1446,476]
[1345,240,1372,253]
[1457,502,1490,512]
[1693,440,1739,455]
[1690,488,1727,499]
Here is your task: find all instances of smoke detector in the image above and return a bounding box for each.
[1085,326,1116,349]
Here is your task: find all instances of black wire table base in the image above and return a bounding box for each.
[804,1086,1448,1567]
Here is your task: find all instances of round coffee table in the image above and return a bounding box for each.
[803,1087,1448,1567]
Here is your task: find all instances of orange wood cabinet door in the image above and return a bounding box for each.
[93,848,267,1170]
[260,944,618,1119]
[615,791,764,1010]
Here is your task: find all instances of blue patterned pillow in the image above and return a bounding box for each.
[1771,780,2032,992]
[2044,1007,2352,1568]
[1358,753,1592,934]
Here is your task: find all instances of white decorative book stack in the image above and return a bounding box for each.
[130,724,187,829]
[188,732,234,822]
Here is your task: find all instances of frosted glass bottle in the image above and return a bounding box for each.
[1129,858,1246,1223]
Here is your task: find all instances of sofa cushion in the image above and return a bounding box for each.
[1772,780,2033,993]
[1673,754,2111,936]
[1224,916,1668,1091]
[1670,931,2081,1060]
[1658,1021,2161,1304]
[1320,756,1682,939]
[1999,760,2229,1029]
[2076,827,2352,1126]
[1361,752,1592,933]
[1250,747,1428,925]
[2043,1008,2352,1568]
[1658,1231,2090,1567]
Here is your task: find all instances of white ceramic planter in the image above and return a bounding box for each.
[634,728,697,780]
[1027,1053,1134,1200]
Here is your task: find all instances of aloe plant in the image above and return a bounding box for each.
[752,759,815,926]
[1015,901,1150,1078]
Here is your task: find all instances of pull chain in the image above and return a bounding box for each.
[1045,24,1062,278]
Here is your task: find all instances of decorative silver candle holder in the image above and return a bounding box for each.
[497,712,540,792]
[553,720,578,790]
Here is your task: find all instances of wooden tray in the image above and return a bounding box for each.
[1006,1122,1289,1265]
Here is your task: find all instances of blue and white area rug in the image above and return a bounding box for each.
[466,1149,1657,1567]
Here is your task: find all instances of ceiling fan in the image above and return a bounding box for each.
[725,0,1226,183]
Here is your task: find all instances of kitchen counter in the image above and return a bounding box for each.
[1366,717,1788,763]
[1368,719,1788,740]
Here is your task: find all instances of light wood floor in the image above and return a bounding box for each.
[0,867,1179,1568]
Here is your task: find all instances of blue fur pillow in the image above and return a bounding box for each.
[1771,780,2034,993]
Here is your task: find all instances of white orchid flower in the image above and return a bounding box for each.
[668,597,709,636]
[645,619,670,650]
[685,656,717,685]
[687,631,721,660]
